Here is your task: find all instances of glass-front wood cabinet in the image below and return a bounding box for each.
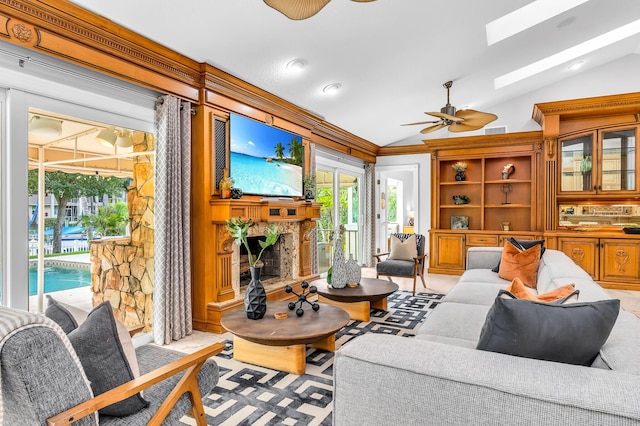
[559,125,638,194]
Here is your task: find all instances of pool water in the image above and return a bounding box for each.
[28,265,91,296]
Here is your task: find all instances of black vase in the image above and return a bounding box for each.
[455,171,466,181]
[245,266,267,320]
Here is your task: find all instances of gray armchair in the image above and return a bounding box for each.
[0,305,222,425]
[374,233,427,296]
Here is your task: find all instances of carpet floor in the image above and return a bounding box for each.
[182,290,443,426]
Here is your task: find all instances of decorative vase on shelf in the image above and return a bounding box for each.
[455,171,466,181]
[331,232,347,289]
[219,168,233,199]
[244,266,267,320]
[345,254,361,285]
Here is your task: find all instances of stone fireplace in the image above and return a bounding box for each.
[231,222,300,297]
[239,235,283,287]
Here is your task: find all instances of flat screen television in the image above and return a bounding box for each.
[229,113,303,197]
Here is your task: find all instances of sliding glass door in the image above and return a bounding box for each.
[316,158,364,273]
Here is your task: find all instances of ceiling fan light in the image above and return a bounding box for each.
[322,83,341,95]
[29,116,63,137]
[96,126,117,147]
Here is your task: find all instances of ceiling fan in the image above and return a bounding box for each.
[264,0,376,20]
[402,81,498,135]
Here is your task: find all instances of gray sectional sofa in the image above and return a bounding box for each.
[333,247,640,425]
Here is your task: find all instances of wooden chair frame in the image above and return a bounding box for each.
[46,342,225,426]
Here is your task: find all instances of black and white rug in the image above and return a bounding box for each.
[186,291,443,426]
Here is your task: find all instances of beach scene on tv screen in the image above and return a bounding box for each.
[230,113,303,197]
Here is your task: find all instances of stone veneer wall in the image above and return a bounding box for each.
[90,132,155,330]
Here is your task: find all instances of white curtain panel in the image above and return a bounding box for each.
[153,95,193,345]
[364,163,375,267]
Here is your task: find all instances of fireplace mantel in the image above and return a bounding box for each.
[193,197,321,333]
[210,197,321,223]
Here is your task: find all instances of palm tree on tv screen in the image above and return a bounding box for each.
[274,142,285,160]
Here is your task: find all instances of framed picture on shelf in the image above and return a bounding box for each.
[451,216,469,230]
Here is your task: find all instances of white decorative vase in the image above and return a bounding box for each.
[346,254,361,285]
[331,233,347,288]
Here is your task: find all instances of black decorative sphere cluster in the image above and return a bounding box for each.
[285,281,320,317]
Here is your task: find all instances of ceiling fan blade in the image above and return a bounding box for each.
[264,0,331,20]
[421,123,447,134]
[454,109,498,127]
[448,122,487,132]
[426,111,463,122]
[401,120,441,126]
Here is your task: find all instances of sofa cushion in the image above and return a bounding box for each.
[45,296,141,380]
[68,302,149,416]
[505,277,576,302]
[592,310,640,375]
[444,281,510,305]
[376,259,416,276]
[477,297,620,366]
[416,302,491,344]
[497,240,541,288]
[492,238,545,272]
[388,234,417,260]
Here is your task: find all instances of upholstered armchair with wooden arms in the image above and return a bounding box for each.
[0,303,223,425]
[374,233,427,296]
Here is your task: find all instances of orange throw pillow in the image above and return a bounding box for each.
[498,240,541,288]
[505,277,576,302]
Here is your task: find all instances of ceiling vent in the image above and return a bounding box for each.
[485,126,507,135]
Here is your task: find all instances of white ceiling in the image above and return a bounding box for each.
[70,0,640,147]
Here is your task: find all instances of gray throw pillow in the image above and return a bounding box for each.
[477,297,620,366]
[68,302,149,416]
[45,295,79,333]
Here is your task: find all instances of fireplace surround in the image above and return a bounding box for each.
[192,198,321,332]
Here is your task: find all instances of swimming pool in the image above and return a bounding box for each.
[28,265,91,296]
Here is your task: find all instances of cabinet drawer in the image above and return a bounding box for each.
[467,235,499,246]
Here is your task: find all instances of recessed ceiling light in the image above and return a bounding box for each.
[486,0,589,46]
[286,59,306,73]
[495,18,640,89]
[567,60,584,70]
[322,83,341,95]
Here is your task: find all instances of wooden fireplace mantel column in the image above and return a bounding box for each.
[194,197,321,333]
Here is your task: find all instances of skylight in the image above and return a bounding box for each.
[486,0,589,46]
[495,18,640,89]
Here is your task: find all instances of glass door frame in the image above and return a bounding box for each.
[315,157,365,267]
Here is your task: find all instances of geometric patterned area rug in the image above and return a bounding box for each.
[181,290,443,426]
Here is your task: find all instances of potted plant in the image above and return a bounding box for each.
[452,161,467,181]
[226,217,280,319]
[303,174,316,200]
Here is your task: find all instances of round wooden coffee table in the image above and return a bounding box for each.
[313,277,399,321]
[221,301,349,375]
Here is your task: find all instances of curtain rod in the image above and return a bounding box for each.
[156,96,197,116]
[0,47,158,102]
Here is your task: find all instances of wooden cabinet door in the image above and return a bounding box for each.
[431,233,466,272]
[600,239,640,284]
[557,237,599,279]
